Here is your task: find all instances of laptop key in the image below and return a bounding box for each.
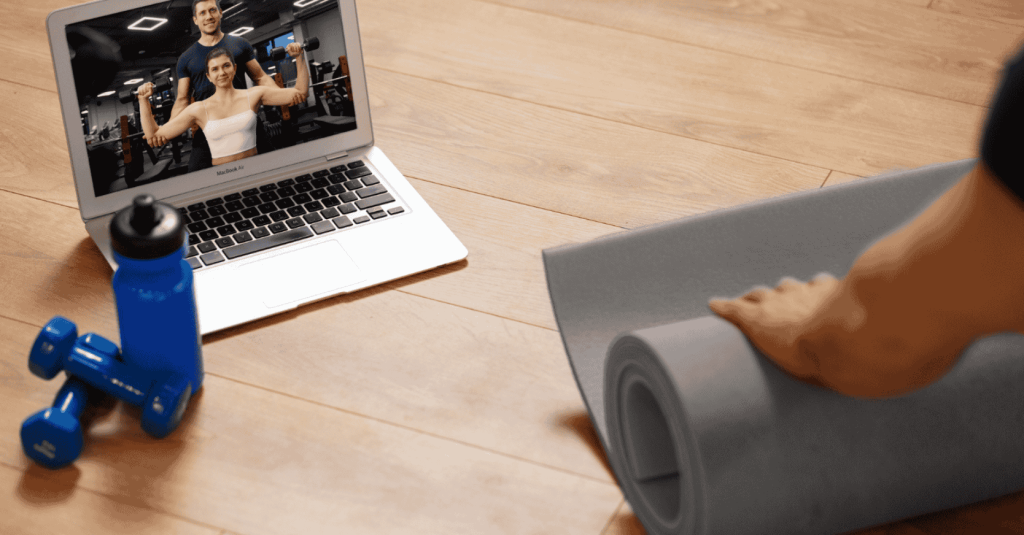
[242,196,261,208]
[217,225,236,237]
[251,226,271,239]
[276,198,296,210]
[322,197,341,208]
[259,191,279,203]
[287,206,306,217]
[215,237,235,248]
[304,201,324,212]
[232,231,253,244]
[331,216,353,229]
[223,227,314,260]
[269,222,288,234]
[387,207,405,215]
[304,213,323,224]
[328,174,346,184]
[241,207,260,218]
[191,209,209,220]
[295,174,313,183]
[310,189,329,200]
[294,182,314,193]
[199,230,219,242]
[320,207,340,219]
[277,178,296,187]
[277,186,297,198]
[311,220,335,235]
[339,192,358,203]
[236,220,255,231]
[355,193,395,211]
[198,242,217,254]
[353,215,371,224]
[253,215,272,226]
[200,251,225,266]
[187,202,206,211]
[188,233,200,246]
[225,201,245,212]
[348,160,366,168]
[207,205,227,216]
[286,217,305,229]
[329,164,348,173]
[343,179,362,191]
[270,211,289,222]
[187,257,202,270]
[206,216,225,228]
[345,167,371,179]
[356,185,387,199]
[187,221,207,233]
[258,203,277,214]
[259,184,277,192]
[313,170,330,178]
[312,177,330,188]
[224,212,243,224]
[369,210,387,220]
[224,193,243,202]
[293,193,313,204]
[362,175,380,186]
[339,203,357,214]
[186,246,198,258]
[242,188,260,197]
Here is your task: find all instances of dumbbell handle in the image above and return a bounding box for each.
[67,343,152,407]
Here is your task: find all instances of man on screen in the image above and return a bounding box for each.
[159,0,302,172]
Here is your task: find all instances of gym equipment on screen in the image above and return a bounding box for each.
[543,159,1024,535]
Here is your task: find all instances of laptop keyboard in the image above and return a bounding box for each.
[178,160,404,270]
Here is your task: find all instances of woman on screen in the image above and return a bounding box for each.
[138,44,308,166]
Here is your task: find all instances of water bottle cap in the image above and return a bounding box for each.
[110,194,184,259]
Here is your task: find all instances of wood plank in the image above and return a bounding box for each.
[823,170,867,187]
[1,316,623,535]
[0,0,70,92]
[0,189,618,482]
[366,67,828,227]
[0,81,76,208]
[481,0,1019,106]
[930,0,1024,27]
[357,0,987,178]
[0,463,221,535]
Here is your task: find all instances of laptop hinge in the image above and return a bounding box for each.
[325,150,350,162]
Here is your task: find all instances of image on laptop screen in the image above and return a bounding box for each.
[66,0,355,198]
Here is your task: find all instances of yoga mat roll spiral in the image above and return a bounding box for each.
[543,159,1024,535]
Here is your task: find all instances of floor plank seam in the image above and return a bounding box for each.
[598,499,626,534]
[198,371,618,487]
[365,64,846,178]
[467,0,1001,108]
[924,1,1024,28]
[0,188,77,211]
[392,286,560,332]
[0,77,55,94]
[820,170,835,188]
[0,460,230,533]
[0,313,42,331]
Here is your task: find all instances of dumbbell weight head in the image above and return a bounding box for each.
[20,378,94,469]
[118,76,173,104]
[28,316,78,380]
[141,374,193,439]
[269,36,320,61]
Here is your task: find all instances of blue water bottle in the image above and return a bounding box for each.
[110,194,203,392]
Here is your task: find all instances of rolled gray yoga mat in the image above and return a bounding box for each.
[543,159,1024,535]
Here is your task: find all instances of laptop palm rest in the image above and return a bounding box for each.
[236,240,366,309]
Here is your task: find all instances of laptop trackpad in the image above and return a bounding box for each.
[239,240,366,309]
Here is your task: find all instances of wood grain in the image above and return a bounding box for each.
[357,0,987,178]
[480,0,1021,106]
[0,81,76,207]
[1,316,623,535]
[931,0,1024,26]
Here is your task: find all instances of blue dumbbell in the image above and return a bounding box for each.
[20,377,98,469]
[29,316,193,439]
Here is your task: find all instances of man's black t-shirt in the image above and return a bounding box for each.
[176,35,256,102]
[982,46,1024,201]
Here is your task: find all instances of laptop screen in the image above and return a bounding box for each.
[65,0,358,198]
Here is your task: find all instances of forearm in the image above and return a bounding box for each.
[138,98,160,138]
[800,163,1024,397]
[294,55,309,96]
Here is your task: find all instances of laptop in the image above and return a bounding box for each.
[46,0,468,334]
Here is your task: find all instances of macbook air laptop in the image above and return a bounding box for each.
[47,0,467,334]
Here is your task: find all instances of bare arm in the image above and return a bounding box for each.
[169,76,192,121]
[245,58,278,89]
[138,83,199,146]
[253,44,309,107]
[710,163,1024,398]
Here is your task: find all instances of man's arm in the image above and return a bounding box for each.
[245,58,278,88]
[169,76,192,121]
[709,162,1024,398]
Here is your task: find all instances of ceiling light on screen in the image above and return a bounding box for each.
[124,78,143,85]
[229,27,254,36]
[97,90,115,97]
[293,0,320,7]
[127,17,167,31]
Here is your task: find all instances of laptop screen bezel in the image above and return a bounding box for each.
[46,0,374,221]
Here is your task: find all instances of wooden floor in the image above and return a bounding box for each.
[3,0,1024,533]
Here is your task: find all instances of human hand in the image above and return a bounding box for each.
[708,273,841,385]
[288,91,305,106]
[145,133,168,147]
[285,42,303,58]
[137,82,154,100]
